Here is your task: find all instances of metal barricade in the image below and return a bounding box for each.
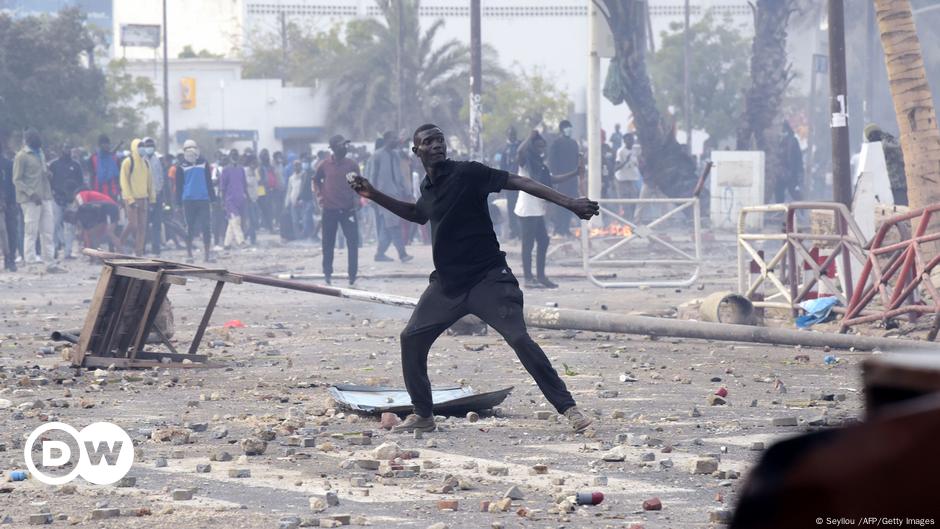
[737,202,868,315]
[580,197,702,288]
[841,203,940,340]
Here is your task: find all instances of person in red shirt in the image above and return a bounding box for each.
[314,135,361,285]
[65,189,120,253]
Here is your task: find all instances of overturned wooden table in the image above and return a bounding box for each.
[74,249,241,368]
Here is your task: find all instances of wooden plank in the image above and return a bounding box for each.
[130,279,170,359]
[151,325,179,355]
[189,281,225,355]
[91,275,130,360]
[134,350,208,363]
[82,356,220,369]
[113,266,187,285]
[100,278,141,358]
[74,265,115,365]
[103,259,164,267]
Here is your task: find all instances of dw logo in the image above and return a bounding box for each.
[24,422,134,485]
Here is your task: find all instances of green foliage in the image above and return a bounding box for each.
[0,8,159,148]
[101,59,161,143]
[243,0,509,145]
[178,45,224,59]
[463,66,571,155]
[0,8,103,145]
[648,12,751,144]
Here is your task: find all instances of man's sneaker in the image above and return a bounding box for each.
[563,406,593,433]
[392,414,436,433]
[400,254,414,263]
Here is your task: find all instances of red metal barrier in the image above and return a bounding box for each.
[841,204,940,340]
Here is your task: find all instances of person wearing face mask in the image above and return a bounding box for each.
[48,145,84,260]
[13,129,62,272]
[176,140,215,262]
[139,137,165,255]
[548,119,581,237]
[117,139,155,256]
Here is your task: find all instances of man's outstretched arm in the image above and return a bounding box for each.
[504,174,600,220]
[349,175,428,224]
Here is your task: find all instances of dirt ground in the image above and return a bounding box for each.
[0,233,869,528]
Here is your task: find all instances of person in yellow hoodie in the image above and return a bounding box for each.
[118,138,155,256]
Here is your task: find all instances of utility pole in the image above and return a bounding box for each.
[280,11,288,87]
[587,0,601,203]
[469,0,482,161]
[827,0,851,207]
[865,1,874,123]
[683,0,691,153]
[396,0,404,132]
[162,0,170,154]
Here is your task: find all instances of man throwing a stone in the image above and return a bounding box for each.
[350,124,599,433]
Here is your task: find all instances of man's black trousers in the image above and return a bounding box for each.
[321,208,359,282]
[400,266,576,417]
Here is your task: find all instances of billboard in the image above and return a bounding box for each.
[120,23,161,48]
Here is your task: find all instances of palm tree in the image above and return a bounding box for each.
[873,0,940,212]
[323,0,502,143]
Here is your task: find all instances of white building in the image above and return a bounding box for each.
[124,59,329,153]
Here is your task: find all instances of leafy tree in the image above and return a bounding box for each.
[178,45,224,59]
[0,7,103,145]
[0,8,159,147]
[101,59,161,143]
[466,67,571,155]
[648,13,750,146]
[243,0,505,144]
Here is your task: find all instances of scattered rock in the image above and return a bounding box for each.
[504,485,524,500]
[373,442,401,460]
[379,412,400,430]
[642,497,662,511]
[240,437,268,456]
[172,489,194,501]
[691,457,719,474]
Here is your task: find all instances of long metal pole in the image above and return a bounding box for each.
[587,0,602,202]
[683,0,692,153]
[82,249,935,352]
[469,0,482,161]
[396,0,404,132]
[864,0,874,123]
[280,11,288,87]
[828,0,852,207]
[162,0,170,154]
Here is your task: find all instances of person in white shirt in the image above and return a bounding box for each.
[513,130,581,289]
[613,133,641,218]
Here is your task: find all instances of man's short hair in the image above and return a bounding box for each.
[412,123,440,146]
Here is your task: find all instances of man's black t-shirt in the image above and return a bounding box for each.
[415,160,509,296]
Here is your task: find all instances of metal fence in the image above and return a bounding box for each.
[580,197,702,288]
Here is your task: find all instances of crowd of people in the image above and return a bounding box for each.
[0,120,637,287]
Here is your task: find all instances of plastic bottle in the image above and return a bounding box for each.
[575,491,604,505]
[8,470,28,481]
[824,355,838,365]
